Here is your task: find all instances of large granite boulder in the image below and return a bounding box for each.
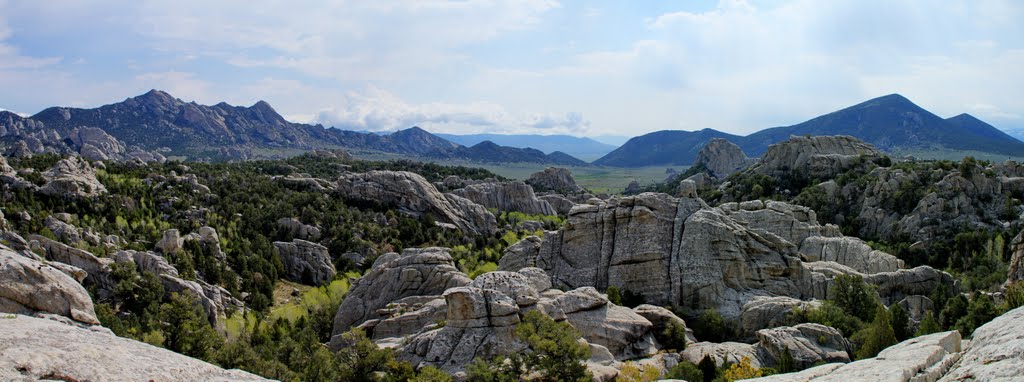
[682,323,850,370]
[939,305,1024,381]
[0,246,98,325]
[739,296,822,338]
[754,323,852,369]
[276,217,322,241]
[451,181,556,216]
[0,314,268,381]
[29,235,116,296]
[337,171,497,236]
[694,138,754,179]
[798,236,904,274]
[555,287,659,360]
[39,156,107,198]
[401,286,525,373]
[526,167,582,193]
[274,239,336,286]
[749,135,884,179]
[44,215,83,244]
[330,247,472,347]
[539,194,577,215]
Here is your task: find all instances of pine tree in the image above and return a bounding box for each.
[889,303,911,341]
[854,305,897,359]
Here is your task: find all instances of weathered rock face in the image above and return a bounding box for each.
[499,192,955,325]
[330,247,472,347]
[940,305,1024,381]
[39,156,107,198]
[155,228,184,254]
[0,245,98,325]
[337,171,497,236]
[554,287,659,360]
[1009,229,1024,284]
[739,296,822,338]
[274,239,336,286]
[401,286,526,373]
[44,215,83,244]
[276,217,322,241]
[29,235,116,295]
[539,194,577,215]
[0,314,268,382]
[67,126,127,161]
[451,181,556,216]
[682,323,850,370]
[750,135,884,179]
[798,236,903,274]
[694,138,754,179]
[526,167,582,193]
[755,323,852,369]
[390,268,665,373]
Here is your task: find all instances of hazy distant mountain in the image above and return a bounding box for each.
[593,129,744,167]
[1,90,583,165]
[595,94,1024,167]
[435,133,617,160]
[437,140,588,166]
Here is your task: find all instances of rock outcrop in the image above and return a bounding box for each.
[337,171,497,236]
[694,138,754,179]
[277,217,322,240]
[0,245,98,325]
[683,323,850,370]
[749,135,884,179]
[753,305,1024,381]
[1009,229,1024,284]
[498,192,955,324]
[739,296,822,338]
[451,181,556,216]
[0,314,268,381]
[39,156,107,198]
[539,194,577,215]
[940,305,1024,381]
[526,167,582,193]
[274,239,336,286]
[751,331,962,382]
[329,247,472,346]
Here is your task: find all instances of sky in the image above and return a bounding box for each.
[0,0,1022,138]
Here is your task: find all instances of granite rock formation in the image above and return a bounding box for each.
[450,181,556,216]
[337,171,497,236]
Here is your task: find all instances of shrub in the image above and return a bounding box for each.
[657,320,688,351]
[667,361,702,382]
[721,357,762,381]
[515,310,593,382]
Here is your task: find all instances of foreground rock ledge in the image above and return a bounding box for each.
[0,314,268,382]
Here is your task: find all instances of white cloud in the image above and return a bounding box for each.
[314,87,591,135]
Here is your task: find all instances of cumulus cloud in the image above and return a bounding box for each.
[314,87,591,135]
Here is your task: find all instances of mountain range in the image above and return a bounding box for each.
[435,133,617,161]
[2,91,1020,168]
[0,90,586,165]
[594,94,1024,167]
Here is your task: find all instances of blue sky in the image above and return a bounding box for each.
[0,0,1022,137]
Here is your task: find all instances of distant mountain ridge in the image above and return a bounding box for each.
[436,133,617,160]
[0,90,587,165]
[595,94,1024,167]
